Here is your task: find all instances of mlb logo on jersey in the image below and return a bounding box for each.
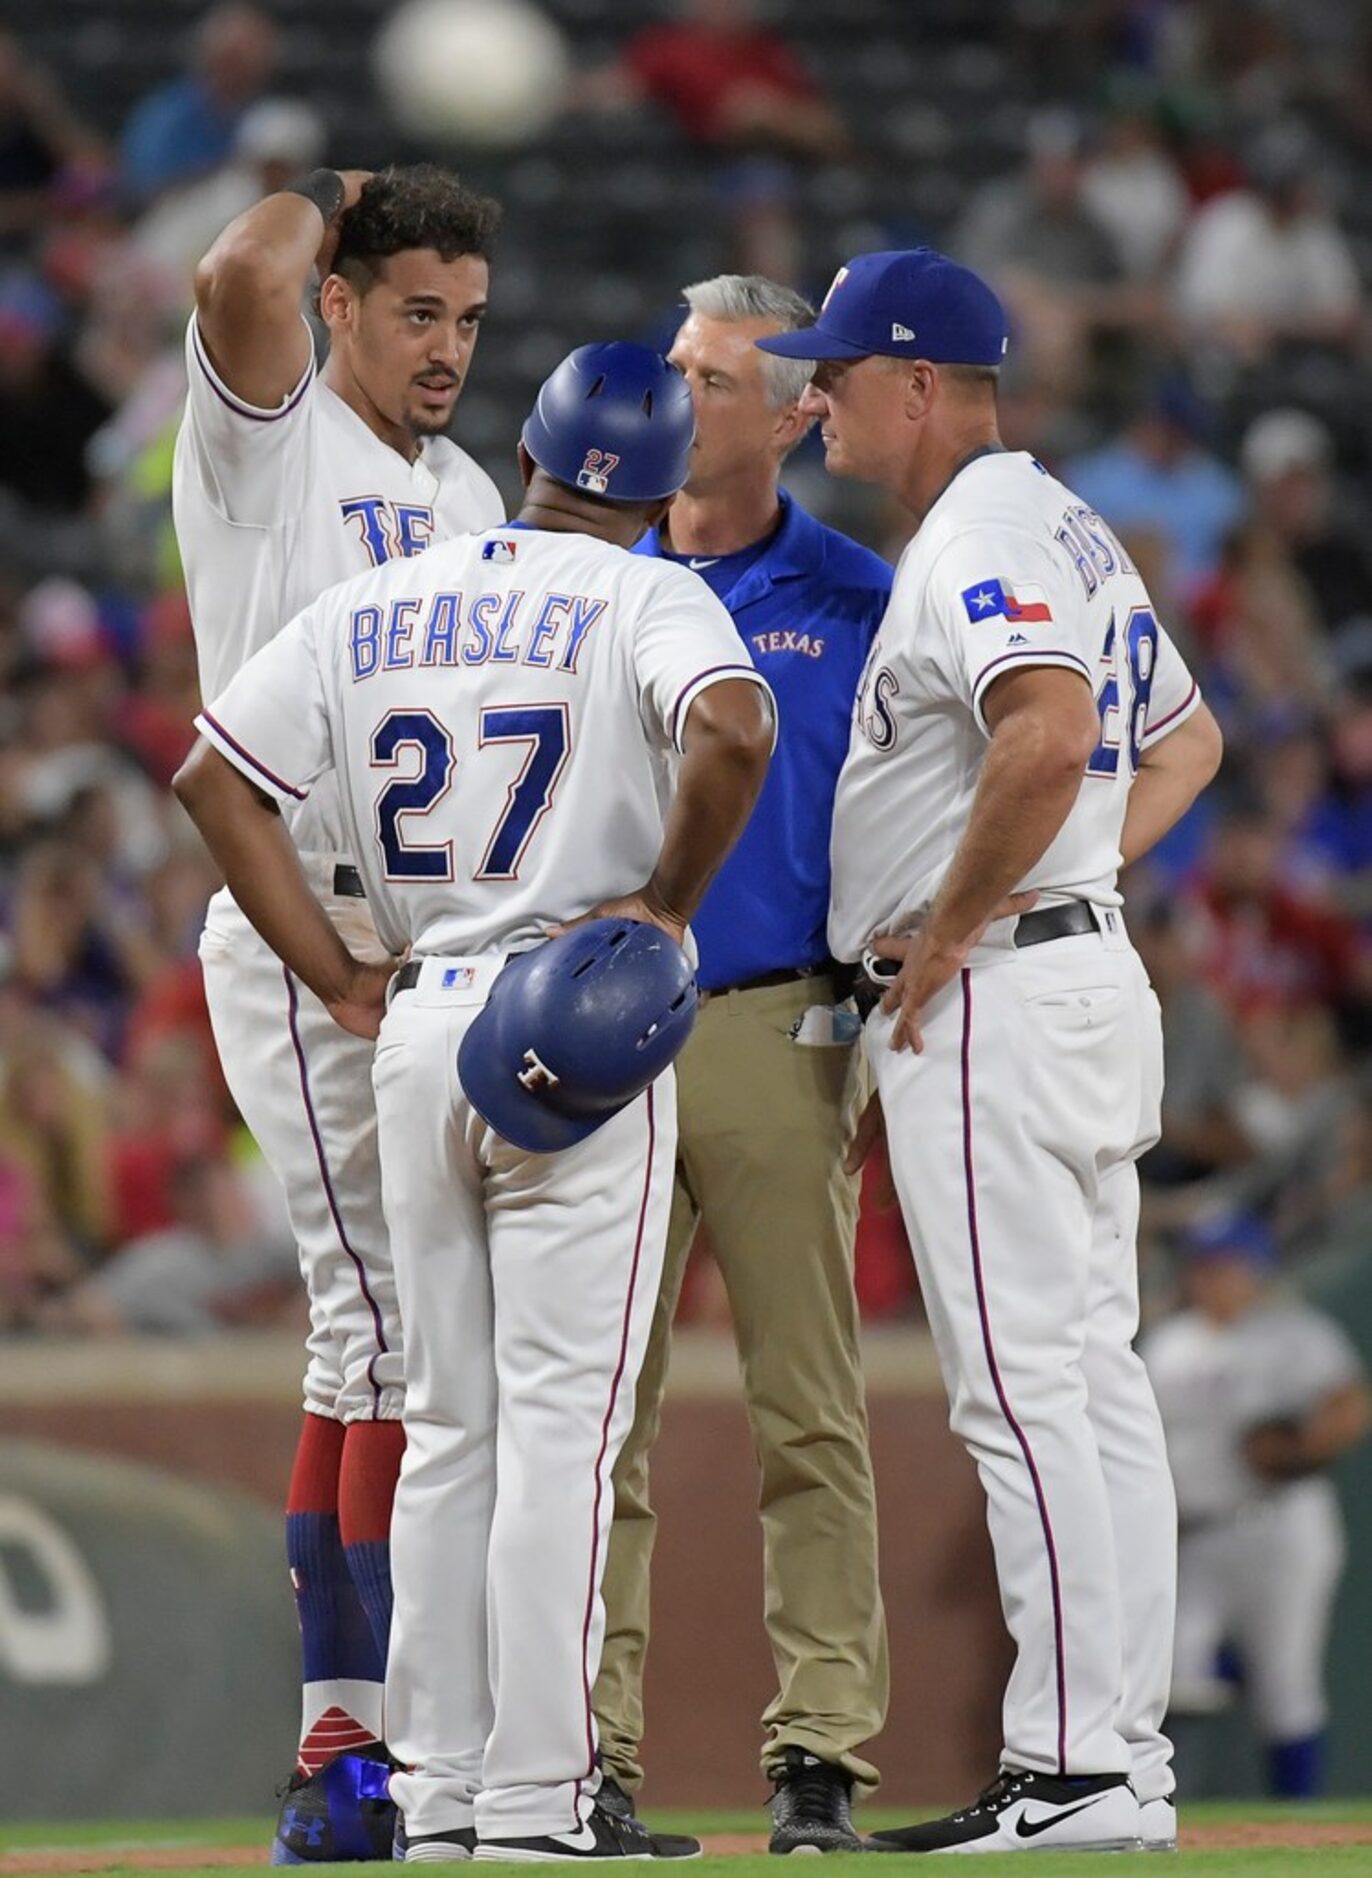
[960,577,1054,625]
[443,966,476,989]
[482,538,519,563]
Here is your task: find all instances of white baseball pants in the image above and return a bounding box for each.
[867,918,1176,1803]
[373,957,676,1841]
[199,861,404,1421]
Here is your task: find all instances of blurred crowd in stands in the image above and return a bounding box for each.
[4,0,1372,1335]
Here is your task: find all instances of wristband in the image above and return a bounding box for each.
[286,167,346,225]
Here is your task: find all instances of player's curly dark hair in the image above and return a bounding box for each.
[333,164,502,291]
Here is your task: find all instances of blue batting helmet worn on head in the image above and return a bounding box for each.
[458,919,697,1153]
[520,343,696,502]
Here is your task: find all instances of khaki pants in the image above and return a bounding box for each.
[593,976,888,1796]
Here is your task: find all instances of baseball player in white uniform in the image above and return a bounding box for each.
[172,160,503,1836]
[174,343,775,1862]
[759,250,1224,1855]
[1144,1211,1371,1797]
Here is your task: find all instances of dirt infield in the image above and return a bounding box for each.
[5,1819,1372,1871]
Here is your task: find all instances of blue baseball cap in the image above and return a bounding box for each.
[1181,1211,1278,1267]
[755,248,1009,366]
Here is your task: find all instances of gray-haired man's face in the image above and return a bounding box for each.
[667,311,804,493]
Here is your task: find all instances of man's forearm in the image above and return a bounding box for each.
[1121,704,1223,867]
[650,685,772,921]
[174,746,357,1004]
[924,719,1084,946]
[196,190,327,319]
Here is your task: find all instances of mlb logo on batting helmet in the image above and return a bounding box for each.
[576,447,620,495]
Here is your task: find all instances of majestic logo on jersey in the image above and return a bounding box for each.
[821,266,849,311]
[482,538,519,563]
[891,321,915,342]
[961,578,1053,625]
[516,1048,561,1092]
[576,449,620,495]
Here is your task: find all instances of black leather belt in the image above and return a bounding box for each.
[1013,900,1100,947]
[701,962,833,1002]
[333,864,365,899]
[850,901,1102,1020]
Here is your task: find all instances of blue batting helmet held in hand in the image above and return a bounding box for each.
[520,343,695,502]
[458,919,698,1153]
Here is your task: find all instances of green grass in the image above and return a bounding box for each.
[5,1805,1372,1876]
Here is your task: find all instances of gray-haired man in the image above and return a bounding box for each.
[593,276,893,1852]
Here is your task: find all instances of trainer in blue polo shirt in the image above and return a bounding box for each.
[593,276,892,1856]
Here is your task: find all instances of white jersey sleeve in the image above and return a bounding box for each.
[196,603,333,804]
[925,525,1095,734]
[179,312,316,529]
[631,561,774,752]
[1140,619,1201,748]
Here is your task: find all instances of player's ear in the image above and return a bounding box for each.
[903,360,937,421]
[318,272,353,334]
[774,399,813,456]
[516,441,535,490]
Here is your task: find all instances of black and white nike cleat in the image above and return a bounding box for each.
[866,1768,1142,1854]
[474,1798,700,1861]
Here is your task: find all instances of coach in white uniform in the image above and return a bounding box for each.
[759,251,1224,1856]
[175,344,775,1862]
[173,161,504,1816]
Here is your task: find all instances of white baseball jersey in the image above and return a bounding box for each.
[1144,1298,1365,1522]
[829,450,1200,960]
[196,523,771,955]
[173,313,505,856]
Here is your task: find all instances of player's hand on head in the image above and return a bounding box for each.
[324,956,398,1041]
[315,170,374,278]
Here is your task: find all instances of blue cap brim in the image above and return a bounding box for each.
[755,326,872,361]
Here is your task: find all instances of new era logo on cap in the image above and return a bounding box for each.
[892,322,915,341]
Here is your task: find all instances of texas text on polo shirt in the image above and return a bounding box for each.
[640,487,892,992]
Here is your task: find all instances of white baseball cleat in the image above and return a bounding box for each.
[1138,1794,1179,1852]
[866,1768,1143,1854]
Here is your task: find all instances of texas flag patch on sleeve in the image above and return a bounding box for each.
[960,577,1054,624]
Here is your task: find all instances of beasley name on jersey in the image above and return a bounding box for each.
[197,527,771,961]
[828,451,1201,961]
